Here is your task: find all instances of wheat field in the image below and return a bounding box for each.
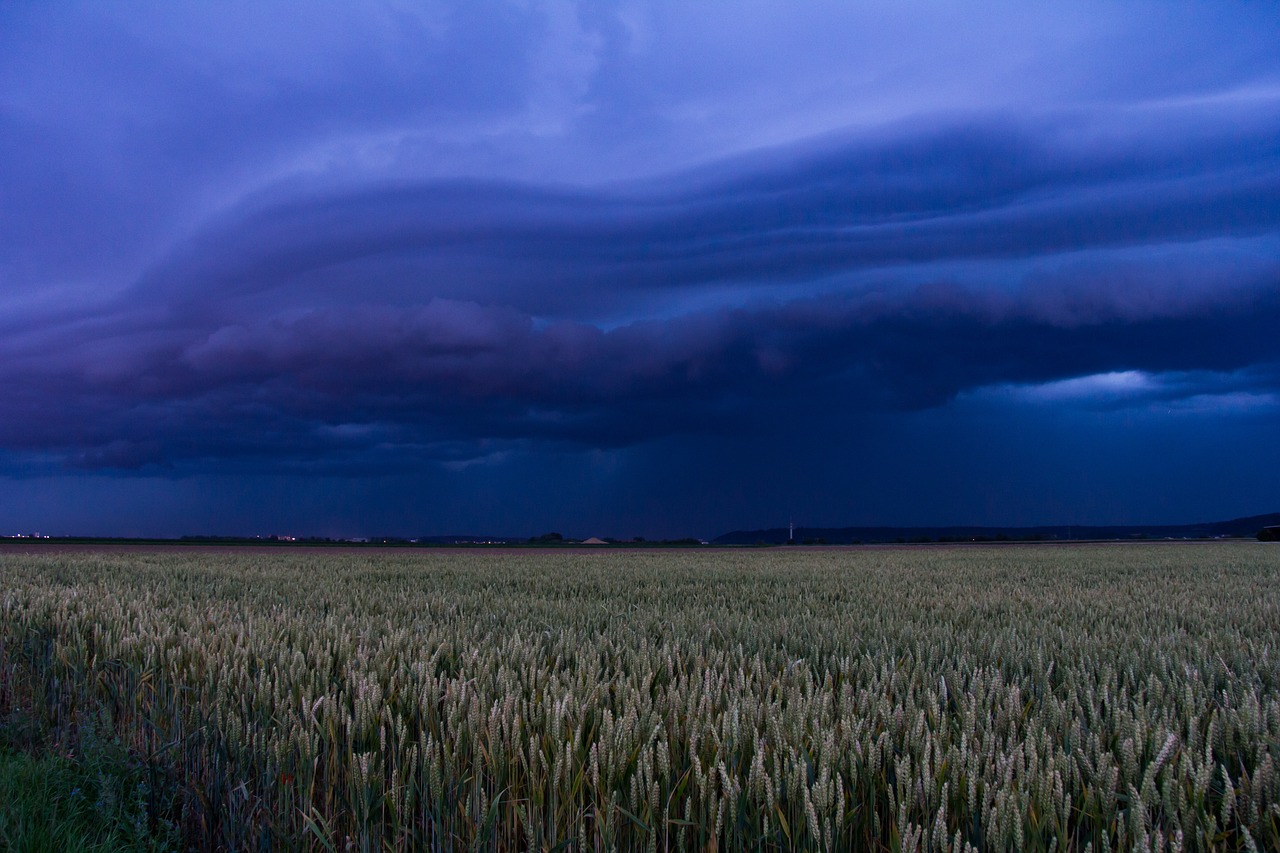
[2,544,1278,851]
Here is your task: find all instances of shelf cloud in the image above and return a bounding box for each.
[2,1,1278,534]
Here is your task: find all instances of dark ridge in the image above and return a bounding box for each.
[713,512,1280,545]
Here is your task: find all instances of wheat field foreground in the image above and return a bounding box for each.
[2,544,1278,851]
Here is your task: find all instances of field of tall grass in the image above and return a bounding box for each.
[1,544,1278,851]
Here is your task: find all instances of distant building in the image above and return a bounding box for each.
[581,537,607,545]
[1259,526,1280,542]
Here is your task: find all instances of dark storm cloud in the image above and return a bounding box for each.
[118,109,1280,321]
[5,242,1279,472]
[2,1,1279,499]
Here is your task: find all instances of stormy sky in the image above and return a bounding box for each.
[2,2,1278,539]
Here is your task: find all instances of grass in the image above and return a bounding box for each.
[0,714,179,852]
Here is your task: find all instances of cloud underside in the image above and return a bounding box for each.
[5,113,1279,472]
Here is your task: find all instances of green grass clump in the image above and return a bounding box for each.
[0,716,178,852]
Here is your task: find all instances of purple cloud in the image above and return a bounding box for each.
[2,2,1279,536]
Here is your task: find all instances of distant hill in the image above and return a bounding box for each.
[713,513,1280,545]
